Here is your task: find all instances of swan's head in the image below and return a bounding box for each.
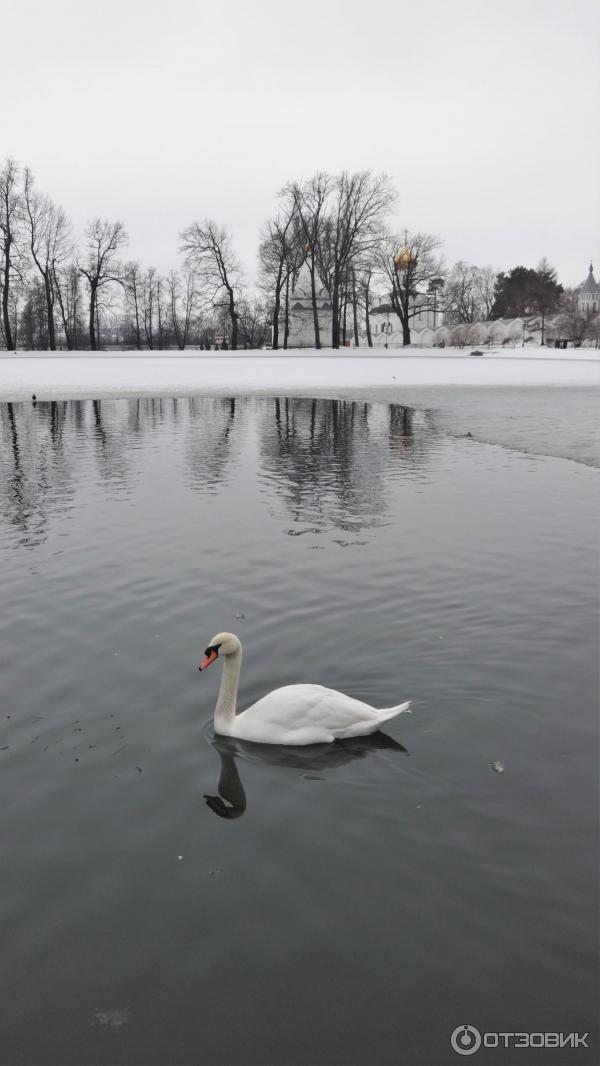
[199,632,241,671]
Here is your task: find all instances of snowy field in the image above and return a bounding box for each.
[1,347,599,401]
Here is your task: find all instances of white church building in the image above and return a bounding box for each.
[278,262,443,348]
[279,263,333,348]
[368,296,444,347]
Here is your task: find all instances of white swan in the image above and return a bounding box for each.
[199,632,411,746]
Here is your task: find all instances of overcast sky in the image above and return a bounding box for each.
[3,0,599,287]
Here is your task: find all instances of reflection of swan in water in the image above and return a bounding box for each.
[204,731,409,819]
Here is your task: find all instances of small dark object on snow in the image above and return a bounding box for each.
[466,432,472,438]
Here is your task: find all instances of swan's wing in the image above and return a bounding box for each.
[237,685,380,743]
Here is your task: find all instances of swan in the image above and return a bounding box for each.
[199,632,411,746]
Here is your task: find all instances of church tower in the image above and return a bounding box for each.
[279,262,332,348]
[578,263,600,314]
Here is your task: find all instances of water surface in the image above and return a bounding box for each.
[1,396,598,1065]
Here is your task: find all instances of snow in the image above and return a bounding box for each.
[1,347,599,402]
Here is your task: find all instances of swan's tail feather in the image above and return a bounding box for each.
[376,700,412,724]
[337,701,412,740]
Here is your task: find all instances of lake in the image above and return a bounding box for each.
[1,393,598,1066]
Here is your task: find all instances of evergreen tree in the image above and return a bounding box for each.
[491,263,562,319]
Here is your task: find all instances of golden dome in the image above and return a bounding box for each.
[394,245,416,271]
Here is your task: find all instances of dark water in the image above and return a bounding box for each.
[0,396,598,1066]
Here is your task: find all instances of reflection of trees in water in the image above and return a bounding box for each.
[90,400,134,488]
[258,398,432,537]
[0,396,241,550]
[185,397,238,493]
[127,396,184,439]
[0,401,76,548]
[0,394,435,552]
[89,397,192,488]
[0,399,140,549]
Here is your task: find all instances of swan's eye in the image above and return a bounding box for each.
[204,644,221,657]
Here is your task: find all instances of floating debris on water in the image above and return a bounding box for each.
[491,760,504,773]
[92,1008,131,1030]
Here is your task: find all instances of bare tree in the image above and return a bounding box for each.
[557,290,595,348]
[356,264,374,347]
[0,158,24,349]
[123,261,144,349]
[180,221,242,350]
[21,279,49,349]
[318,171,395,348]
[154,272,167,350]
[168,269,196,350]
[444,261,478,324]
[286,174,332,348]
[238,296,270,349]
[143,267,159,350]
[258,201,301,349]
[95,283,122,349]
[79,219,128,350]
[441,261,496,325]
[375,230,444,346]
[23,168,71,350]
[6,273,28,349]
[473,265,496,320]
[53,262,81,349]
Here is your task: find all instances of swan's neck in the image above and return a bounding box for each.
[214,649,242,735]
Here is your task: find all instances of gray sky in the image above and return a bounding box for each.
[4,0,599,287]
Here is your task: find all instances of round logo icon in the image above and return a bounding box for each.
[450,1025,482,1056]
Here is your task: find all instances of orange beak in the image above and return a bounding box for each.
[200,648,218,671]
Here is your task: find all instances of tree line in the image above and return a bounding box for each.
[0,156,594,350]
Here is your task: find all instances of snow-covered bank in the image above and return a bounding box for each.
[1,348,599,401]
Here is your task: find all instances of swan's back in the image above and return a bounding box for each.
[230,684,409,745]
